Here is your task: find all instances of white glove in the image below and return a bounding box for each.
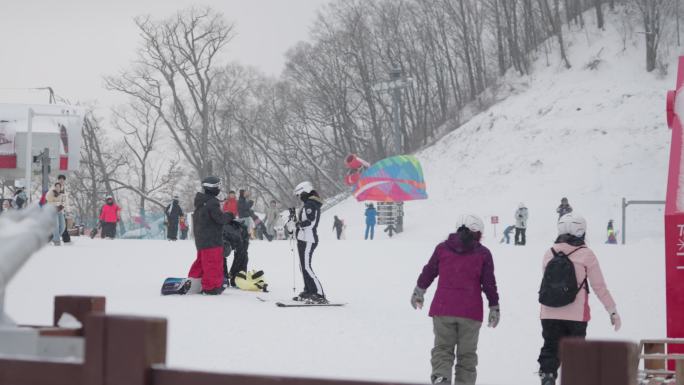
[488,305,500,328]
[285,221,296,233]
[609,309,621,331]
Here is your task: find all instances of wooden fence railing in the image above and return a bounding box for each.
[0,295,675,385]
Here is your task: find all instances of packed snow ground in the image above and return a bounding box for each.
[5,237,665,385]
[5,10,675,385]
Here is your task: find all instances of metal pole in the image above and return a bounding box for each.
[621,197,626,245]
[41,148,50,194]
[390,68,402,156]
[24,108,34,202]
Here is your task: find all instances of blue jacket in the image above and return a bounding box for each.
[365,207,377,225]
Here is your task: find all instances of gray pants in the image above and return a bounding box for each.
[431,316,482,385]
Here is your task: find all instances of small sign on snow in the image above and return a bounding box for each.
[491,216,499,224]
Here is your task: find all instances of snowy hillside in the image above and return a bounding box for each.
[325,18,673,245]
[4,11,675,385]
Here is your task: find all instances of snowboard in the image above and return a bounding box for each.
[275,301,346,307]
[161,277,193,295]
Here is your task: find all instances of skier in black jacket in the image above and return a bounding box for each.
[288,181,327,304]
[165,195,184,241]
[187,176,234,295]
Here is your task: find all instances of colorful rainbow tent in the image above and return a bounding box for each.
[352,155,427,202]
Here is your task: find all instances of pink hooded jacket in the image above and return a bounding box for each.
[540,242,616,322]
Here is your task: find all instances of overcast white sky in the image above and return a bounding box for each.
[0,0,328,118]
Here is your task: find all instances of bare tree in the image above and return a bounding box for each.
[111,101,181,217]
[105,7,234,180]
[634,0,674,72]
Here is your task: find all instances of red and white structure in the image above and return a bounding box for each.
[664,56,684,363]
[0,104,83,193]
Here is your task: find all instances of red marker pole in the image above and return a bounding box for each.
[664,56,684,368]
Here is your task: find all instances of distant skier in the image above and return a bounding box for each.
[46,182,66,246]
[238,189,255,238]
[364,203,377,240]
[99,196,121,240]
[188,176,234,295]
[287,181,327,304]
[13,185,27,209]
[165,195,184,241]
[222,190,238,217]
[179,215,189,240]
[57,174,72,245]
[500,225,515,244]
[537,213,621,385]
[332,215,344,240]
[606,220,617,244]
[411,214,500,385]
[264,199,280,240]
[556,197,573,220]
[514,203,528,246]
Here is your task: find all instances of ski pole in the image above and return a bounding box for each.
[290,234,297,295]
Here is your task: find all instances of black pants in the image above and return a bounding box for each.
[102,222,117,239]
[62,228,71,243]
[538,319,587,376]
[297,240,324,296]
[335,227,342,240]
[223,223,249,283]
[515,227,526,245]
[167,218,179,240]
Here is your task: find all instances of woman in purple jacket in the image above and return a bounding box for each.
[411,214,500,385]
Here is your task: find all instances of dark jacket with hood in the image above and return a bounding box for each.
[417,233,499,322]
[193,192,234,250]
[237,195,254,219]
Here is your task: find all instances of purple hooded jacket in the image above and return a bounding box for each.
[417,233,499,322]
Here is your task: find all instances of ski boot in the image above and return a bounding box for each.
[430,375,449,384]
[539,373,556,385]
[306,294,329,304]
[201,286,225,295]
[292,292,312,302]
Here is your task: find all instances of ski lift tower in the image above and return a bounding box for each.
[372,68,413,156]
[371,69,413,234]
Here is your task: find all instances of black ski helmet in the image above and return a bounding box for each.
[201,176,221,196]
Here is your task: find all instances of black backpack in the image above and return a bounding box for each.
[538,247,589,307]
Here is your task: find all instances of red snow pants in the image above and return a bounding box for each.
[188,246,224,291]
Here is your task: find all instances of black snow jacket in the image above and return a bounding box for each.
[237,196,254,219]
[193,192,234,250]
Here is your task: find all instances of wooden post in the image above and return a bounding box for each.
[560,339,637,385]
[53,296,106,329]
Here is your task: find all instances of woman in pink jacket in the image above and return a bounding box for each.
[537,213,621,385]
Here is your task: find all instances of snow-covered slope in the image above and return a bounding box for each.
[325,19,673,245]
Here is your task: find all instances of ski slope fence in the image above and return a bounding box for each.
[0,295,661,385]
[664,56,684,368]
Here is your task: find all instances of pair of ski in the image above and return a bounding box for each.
[257,296,345,307]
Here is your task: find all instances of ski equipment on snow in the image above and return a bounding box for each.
[275,302,345,308]
[161,277,192,295]
[538,247,588,307]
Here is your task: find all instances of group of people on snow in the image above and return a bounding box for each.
[186,176,328,303]
[500,197,617,245]
[411,211,620,385]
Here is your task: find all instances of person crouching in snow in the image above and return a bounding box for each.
[537,213,621,385]
[411,214,500,385]
[288,181,327,304]
[188,176,235,295]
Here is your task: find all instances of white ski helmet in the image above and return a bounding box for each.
[456,213,484,234]
[293,181,313,196]
[558,213,587,237]
[518,202,526,208]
